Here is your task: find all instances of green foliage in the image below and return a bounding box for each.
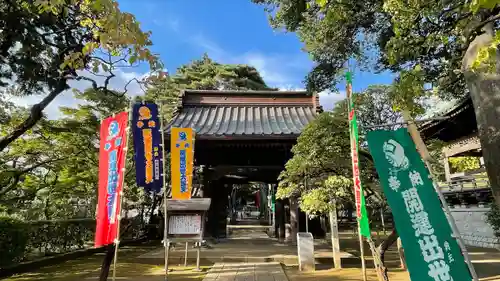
[486,202,500,237]
[253,0,389,92]
[254,0,500,102]
[449,157,481,173]
[337,85,404,134]
[0,215,29,267]
[277,111,374,214]
[278,86,405,214]
[0,88,134,219]
[0,217,144,267]
[0,0,163,151]
[146,54,272,99]
[299,175,351,216]
[426,139,446,182]
[1,0,161,93]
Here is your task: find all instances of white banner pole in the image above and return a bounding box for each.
[159,100,170,280]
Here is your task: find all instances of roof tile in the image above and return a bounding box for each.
[167,105,316,137]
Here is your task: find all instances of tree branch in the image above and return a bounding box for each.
[471,13,500,35]
[0,80,69,152]
[0,156,67,197]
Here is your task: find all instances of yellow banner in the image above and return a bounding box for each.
[170,127,194,200]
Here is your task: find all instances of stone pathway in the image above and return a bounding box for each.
[203,262,288,281]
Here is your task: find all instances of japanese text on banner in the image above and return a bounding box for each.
[132,102,163,193]
[95,112,129,248]
[170,127,194,200]
[366,128,472,281]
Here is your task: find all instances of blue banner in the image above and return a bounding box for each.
[132,102,163,193]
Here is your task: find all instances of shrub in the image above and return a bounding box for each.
[0,216,29,267]
[486,202,500,237]
[0,216,143,267]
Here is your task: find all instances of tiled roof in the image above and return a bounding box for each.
[167,105,317,138]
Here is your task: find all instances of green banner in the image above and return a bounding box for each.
[366,128,472,281]
[346,71,371,238]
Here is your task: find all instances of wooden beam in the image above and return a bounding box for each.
[443,135,481,157]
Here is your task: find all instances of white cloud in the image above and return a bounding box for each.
[318,90,346,111]
[275,87,345,111]
[188,34,310,89]
[239,53,290,86]
[278,86,306,91]
[187,33,346,111]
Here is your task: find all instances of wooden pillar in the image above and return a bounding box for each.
[276,200,285,242]
[443,154,451,182]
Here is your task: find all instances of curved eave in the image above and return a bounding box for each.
[420,96,476,142]
[165,105,317,140]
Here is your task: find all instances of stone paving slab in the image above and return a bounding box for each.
[138,231,354,266]
[203,262,288,281]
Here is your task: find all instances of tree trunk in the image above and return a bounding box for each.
[0,81,68,152]
[462,29,500,206]
[378,227,399,264]
[328,199,341,269]
[276,200,285,242]
[290,197,299,245]
[377,226,400,279]
[99,244,115,281]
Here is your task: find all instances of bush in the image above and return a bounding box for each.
[0,216,29,267]
[486,202,500,237]
[0,216,144,268]
[27,219,96,256]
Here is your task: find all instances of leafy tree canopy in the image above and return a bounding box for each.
[449,156,481,173]
[0,88,139,219]
[253,0,500,104]
[0,0,164,151]
[145,54,274,120]
[277,85,440,215]
[146,54,273,99]
[254,0,500,206]
[277,87,401,214]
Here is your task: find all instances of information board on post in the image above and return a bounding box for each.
[168,215,202,235]
[170,127,194,200]
[367,128,472,281]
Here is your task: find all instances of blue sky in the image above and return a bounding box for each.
[115,0,396,110]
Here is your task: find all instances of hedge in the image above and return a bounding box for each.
[0,216,143,268]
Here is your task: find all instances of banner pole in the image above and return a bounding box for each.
[345,70,368,281]
[345,65,387,281]
[111,102,133,281]
[401,110,479,281]
[159,100,170,280]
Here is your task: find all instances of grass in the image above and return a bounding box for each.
[4,244,207,281]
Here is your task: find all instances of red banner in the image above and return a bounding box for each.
[95,112,129,248]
